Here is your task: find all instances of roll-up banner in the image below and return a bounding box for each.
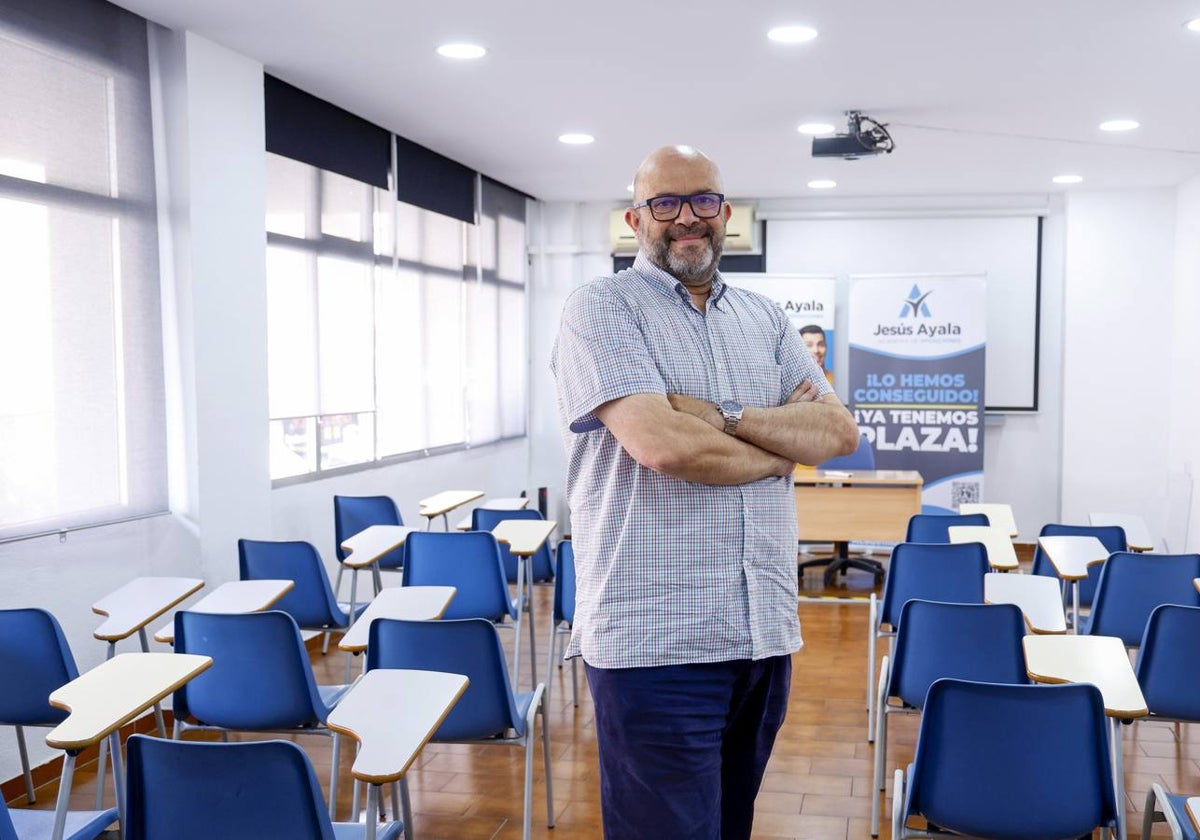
[725,274,837,386]
[848,275,986,513]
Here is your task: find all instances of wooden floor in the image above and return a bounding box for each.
[12,556,1200,838]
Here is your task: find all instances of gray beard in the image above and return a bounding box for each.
[650,232,725,286]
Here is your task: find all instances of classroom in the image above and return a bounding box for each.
[3,0,1200,838]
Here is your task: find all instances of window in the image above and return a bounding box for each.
[266,154,527,481]
[0,0,166,538]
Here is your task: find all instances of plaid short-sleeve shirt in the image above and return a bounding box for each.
[551,254,833,668]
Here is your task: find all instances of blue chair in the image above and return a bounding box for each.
[334,494,405,597]
[238,538,366,654]
[1031,523,1128,609]
[367,617,553,840]
[125,734,401,840]
[1082,552,1200,644]
[0,795,116,840]
[1143,783,1200,840]
[872,600,1028,835]
[1136,604,1200,724]
[797,435,885,585]
[471,507,555,585]
[401,531,532,687]
[866,541,988,743]
[545,540,578,707]
[1134,604,1200,838]
[893,679,1118,839]
[171,610,351,815]
[903,512,990,543]
[0,608,78,805]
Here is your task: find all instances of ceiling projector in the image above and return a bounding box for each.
[811,111,895,160]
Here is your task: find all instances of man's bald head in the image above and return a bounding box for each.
[632,145,724,203]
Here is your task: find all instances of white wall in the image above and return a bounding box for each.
[1059,189,1177,535]
[1167,176,1200,551]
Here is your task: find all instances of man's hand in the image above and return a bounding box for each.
[786,380,819,404]
[667,393,723,431]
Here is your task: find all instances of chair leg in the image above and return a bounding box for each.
[571,658,579,708]
[333,565,344,601]
[523,724,535,840]
[891,769,906,839]
[526,594,538,689]
[322,631,332,655]
[541,701,556,828]
[15,726,35,804]
[871,656,889,837]
[400,777,414,837]
[511,611,523,691]
[867,595,877,735]
[94,735,107,809]
[329,732,340,820]
[1140,786,1157,840]
[545,622,556,703]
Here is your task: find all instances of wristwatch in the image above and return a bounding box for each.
[716,399,744,436]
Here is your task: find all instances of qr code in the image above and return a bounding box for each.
[952,481,981,507]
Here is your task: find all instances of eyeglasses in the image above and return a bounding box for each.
[631,192,725,222]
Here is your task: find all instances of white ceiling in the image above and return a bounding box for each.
[113,0,1200,202]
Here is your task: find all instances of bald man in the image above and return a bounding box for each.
[552,146,859,839]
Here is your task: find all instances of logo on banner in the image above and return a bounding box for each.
[899,284,934,318]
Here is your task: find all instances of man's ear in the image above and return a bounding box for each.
[625,208,640,233]
[723,202,733,223]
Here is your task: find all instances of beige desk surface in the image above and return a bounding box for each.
[45,653,212,751]
[1089,512,1155,552]
[338,586,457,653]
[948,525,1020,571]
[92,577,206,642]
[1022,635,1148,719]
[153,579,294,644]
[417,490,485,519]
[959,503,1019,538]
[984,573,1067,634]
[1036,535,1109,580]
[326,669,469,784]
[793,469,924,487]
[454,497,530,531]
[491,519,557,556]
[1187,797,1200,834]
[340,525,417,568]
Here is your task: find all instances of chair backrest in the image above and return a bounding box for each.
[818,433,875,471]
[1087,552,1200,645]
[904,512,990,543]
[367,618,523,740]
[879,542,988,630]
[173,610,329,730]
[553,540,577,626]
[333,495,404,569]
[238,539,345,630]
[1031,523,1128,606]
[0,608,79,727]
[887,600,1028,709]
[125,735,337,840]
[906,679,1117,839]
[1136,604,1200,721]
[400,531,515,621]
[0,797,17,840]
[471,508,554,583]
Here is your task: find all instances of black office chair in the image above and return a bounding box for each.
[796,435,885,586]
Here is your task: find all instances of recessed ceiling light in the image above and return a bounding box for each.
[1098,119,1139,132]
[558,133,595,145]
[1185,17,1200,31]
[1052,174,1083,185]
[436,43,487,59]
[767,25,818,43]
[798,122,836,135]
[807,179,837,190]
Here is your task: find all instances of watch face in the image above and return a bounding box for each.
[720,399,743,414]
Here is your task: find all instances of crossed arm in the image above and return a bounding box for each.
[595,381,860,486]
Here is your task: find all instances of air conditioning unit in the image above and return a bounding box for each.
[609,204,759,255]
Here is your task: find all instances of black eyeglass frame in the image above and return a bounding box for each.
[631,192,726,222]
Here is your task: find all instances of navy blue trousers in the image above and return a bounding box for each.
[584,654,791,840]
